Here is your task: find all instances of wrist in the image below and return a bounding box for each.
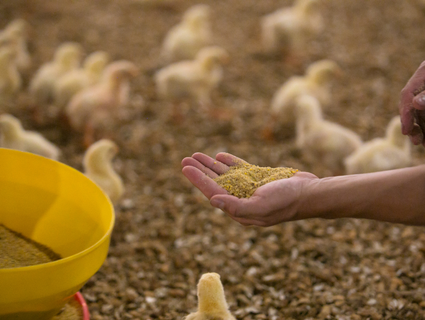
[297,175,370,221]
[297,165,425,225]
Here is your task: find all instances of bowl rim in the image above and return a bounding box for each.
[0,149,115,273]
[75,292,90,320]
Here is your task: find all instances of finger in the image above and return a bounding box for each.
[402,61,425,98]
[409,124,424,145]
[215,152,248,167]
[182,166,228,199]
[210,194,267,220]
[399,61,425,134]
[292,171,319,179]
[192,152,230,175]
[400,106,415,135]
[228,216,267,227]
[181,157,219,178]
[415,109,425,140]
[413,92,425,110]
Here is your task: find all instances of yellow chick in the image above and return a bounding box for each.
[0,114,60,160]
[185,273,235,320]
[0,19,31,72]
[271,59,341,125]
[53,51,110,109]
[155,46,229,105]
[261,0,323,55]
[162,4,212,62]
[66,60,139,146]
[344,116,411,174]
[83,139,124,204]
[29,42,83,105]
[0,47,21,99]
[295,95,362,172]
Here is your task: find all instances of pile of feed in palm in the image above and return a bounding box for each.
[0,224,60,268]
[214,162,298,198]
[3,0,425,319]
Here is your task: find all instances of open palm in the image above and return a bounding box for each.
[181,152,318,226]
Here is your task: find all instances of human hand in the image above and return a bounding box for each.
[181,152,319,227]
[399,61,425,146]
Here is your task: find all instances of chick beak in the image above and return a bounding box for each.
[221,53,231,65]
[127,66,140,78]
[110,144,119,155]
[334,66,343,79]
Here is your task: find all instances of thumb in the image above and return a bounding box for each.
[413,92,425,110]
[210,195,236,213]
[210,194,260,219]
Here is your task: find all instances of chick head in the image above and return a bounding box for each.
[295,0,321,15]
[0,114,22,137]
[295,94,323,121]
[83,51,110,75]
[0,46,17,64]
[306,59,342,85]
[5,19,28,37]
[83,139,119,172]
[197,46,230,68]
[103,60,139,81]
[197,272,229,313]
[54,42,83,67]
[0,31,18,49]
[184,4,211,29]
[386,116,408,149]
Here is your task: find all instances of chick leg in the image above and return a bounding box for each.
[30,104,45,126]
[169,101,185,125]
[200,98,233,121]
[83,121,95,149]
[261,114,277,141]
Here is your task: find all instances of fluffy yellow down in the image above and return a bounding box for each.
[161,4,212,62]
[295,95,362,172]
[53,51,110,109]
[344,116,411,174]
[185,273,235,320]
[260,0,323,54]
[29,42,83,105]
[0,114,61,160]
[0,19,31,72]
[83,139,124,204]
[66,60,138,132]
[0,47,21,99]
[155,46,229,105]
[271,59,341,125]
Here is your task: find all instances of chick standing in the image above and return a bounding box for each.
[29,42,83,106]
[83,139,124,204]
[65,60,139,146]
[162,4,212,62]
[185,273,235,320]
[344,116,411,174]
[155,46,229,105]
[0,47,21,99]
[261,0,323,56]
[0,19,31,72]
[0,114,60,160]
[53,51,110,109]
[295,95,362,173]
[271,59,341,125]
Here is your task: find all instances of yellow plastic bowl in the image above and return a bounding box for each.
[0,149,115,320]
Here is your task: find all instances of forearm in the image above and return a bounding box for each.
[300,165,425,225]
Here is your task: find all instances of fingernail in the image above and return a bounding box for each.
[416,94,425,108]
[210,199,224,210]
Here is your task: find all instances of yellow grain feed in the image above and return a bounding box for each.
[214,162,298,198]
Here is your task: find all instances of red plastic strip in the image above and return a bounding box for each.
[75,292,90,320]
